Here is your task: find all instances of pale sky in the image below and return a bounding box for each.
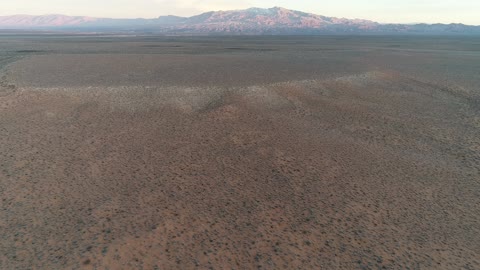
[1,0,479,25]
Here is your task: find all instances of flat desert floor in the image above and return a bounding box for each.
[0,35,479,269]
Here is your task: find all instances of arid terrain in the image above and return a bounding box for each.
[0,35,479,269]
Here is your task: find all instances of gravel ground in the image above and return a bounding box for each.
[0,35,479,269]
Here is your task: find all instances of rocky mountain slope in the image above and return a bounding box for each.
[0,7,479,34]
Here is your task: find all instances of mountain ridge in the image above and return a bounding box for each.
[0,7,479,35]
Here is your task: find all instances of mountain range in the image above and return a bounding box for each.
[1,7,479,35]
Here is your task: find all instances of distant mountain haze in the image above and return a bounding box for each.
[0,7,479,34]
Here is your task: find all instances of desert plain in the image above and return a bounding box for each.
[0,34,479,269]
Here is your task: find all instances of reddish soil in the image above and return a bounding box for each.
[0,36,479,269]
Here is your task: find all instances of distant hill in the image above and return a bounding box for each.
[0,14,98,27]
[1,7,479,35]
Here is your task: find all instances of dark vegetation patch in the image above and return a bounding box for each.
[225,47,277,51]
[0,75,16,96]
[142,44,183,48]
[15,50,45,53]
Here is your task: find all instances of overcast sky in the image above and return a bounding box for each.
[1,0,479,25]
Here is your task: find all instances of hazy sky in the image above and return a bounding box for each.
[1,0,479,25]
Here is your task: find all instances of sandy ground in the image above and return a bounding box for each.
[0,36,479,269]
